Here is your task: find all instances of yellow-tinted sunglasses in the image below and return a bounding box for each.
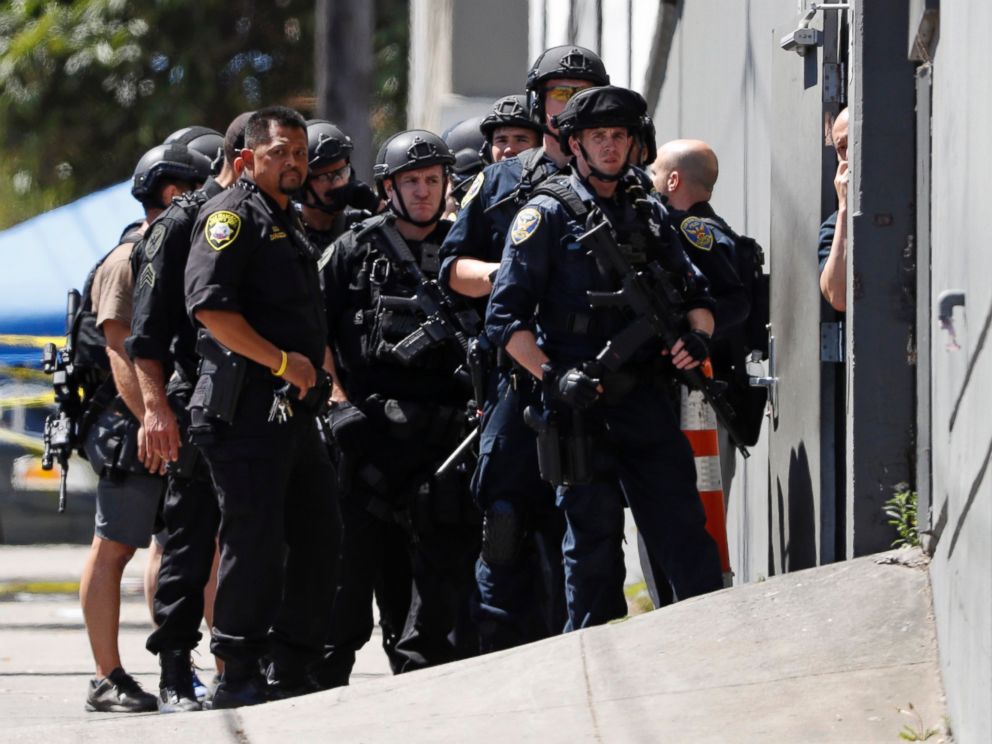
[545,85,587,103]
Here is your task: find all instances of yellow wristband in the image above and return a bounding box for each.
[272,350,288,377]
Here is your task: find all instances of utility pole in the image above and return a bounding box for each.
[314,0,374,182]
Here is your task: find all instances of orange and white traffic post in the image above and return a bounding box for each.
[680,360,733,587]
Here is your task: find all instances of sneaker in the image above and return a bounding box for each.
[85,667,158,713]
[205,673,270,710]
[191,671,208,703]
[157,650,201,713]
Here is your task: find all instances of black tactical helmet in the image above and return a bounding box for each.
[164,126,225,176]
[442,116,486,180]
[306,119,354,169]
[525,45,610,126]
[373,129,455,197]
[131,142,212,202]
[552,85,647,148]
[479,94,542,144]
[373,129,454,225]
[637,115,658,167]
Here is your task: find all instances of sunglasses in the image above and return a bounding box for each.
[311,163,351,186]
[545,84,587,103]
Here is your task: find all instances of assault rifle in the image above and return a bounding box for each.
[359,213,487,474]
[362,214,480,363]
[41,290,83,512]
[578,221,751,458]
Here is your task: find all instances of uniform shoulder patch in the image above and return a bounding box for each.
[510,207,542,246]
[144,222,166,260]
[205,210,242,251]
[680,216,715,252]
[461,172,484,208]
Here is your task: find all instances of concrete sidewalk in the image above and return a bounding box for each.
[1,546,948,743]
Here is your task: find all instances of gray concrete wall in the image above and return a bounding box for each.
[926,2,992,740]
[654,0,801,584]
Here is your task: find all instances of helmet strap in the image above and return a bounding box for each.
[576,141,626,183]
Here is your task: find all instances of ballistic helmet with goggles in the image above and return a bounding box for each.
[525,45,609,127]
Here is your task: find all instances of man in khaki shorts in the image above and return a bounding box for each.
[81,142,210,713]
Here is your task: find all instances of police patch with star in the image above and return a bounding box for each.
[204,211,242,251]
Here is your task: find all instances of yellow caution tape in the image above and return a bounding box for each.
[0,392,55,408]
[0,427,45,453]
[0,334,65,348]
[0,365,49,381]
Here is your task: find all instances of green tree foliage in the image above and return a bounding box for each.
[371,0,408,150]
[0,0,317,228]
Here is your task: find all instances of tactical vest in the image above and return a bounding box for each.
[347,222,450,371]
[486,147,562,224]
[529,176,675,345]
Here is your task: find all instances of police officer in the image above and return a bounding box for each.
[441,116,486,218]
[479,94,542,164]
[652,138,755,473]
[316,130,479,684]
[298,119,380,249]
[439,45,610,652]
[486,86,726,630]
[184,106,340,708]
[80,141,211,713]
[126,113,251,712]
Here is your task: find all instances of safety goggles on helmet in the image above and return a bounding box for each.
[311,163,351,186]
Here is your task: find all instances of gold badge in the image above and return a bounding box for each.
[510,207,542,245]
[205,211,242,251]
[461,172,484,208]
[269,228,287,241]
[680,217,714,252]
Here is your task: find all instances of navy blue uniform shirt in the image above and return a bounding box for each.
[486,173,715,366]
[818,210,838,273]
[438,148,561,286]
[668,200,749,340]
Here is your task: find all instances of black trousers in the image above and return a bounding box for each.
[311,495,411,688]
[146,457,220,655]
[199,381,341,681]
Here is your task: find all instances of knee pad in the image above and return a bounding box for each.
[481,500,523,566]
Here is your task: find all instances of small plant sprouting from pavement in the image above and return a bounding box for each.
[884,482,920,548]
[896,702,942,741]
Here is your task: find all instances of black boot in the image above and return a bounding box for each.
[157,650,201,713]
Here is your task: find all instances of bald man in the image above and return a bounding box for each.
[818,109,848,311]
[646,139,762,603]
[652,139,749,342]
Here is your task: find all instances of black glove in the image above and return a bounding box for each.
[678,329,711,363]
[324,401,369,457]
[542,363,601,410]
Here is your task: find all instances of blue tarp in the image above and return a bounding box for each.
[0,182,141,366]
